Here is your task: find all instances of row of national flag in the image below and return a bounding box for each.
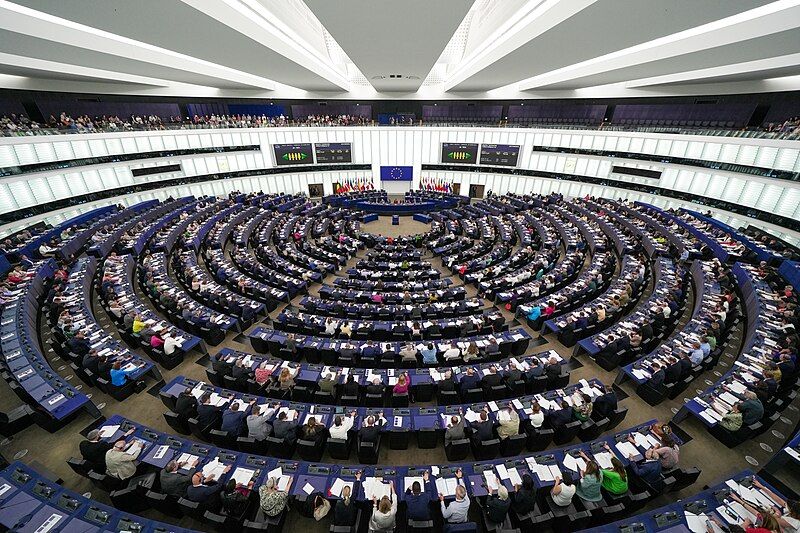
[420,176,453,192]
[335,178,375,193]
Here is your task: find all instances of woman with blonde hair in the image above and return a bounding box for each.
[369,480,397,531]
[278,367,295,390]
[259,476,293,516]
[334,472,362,526]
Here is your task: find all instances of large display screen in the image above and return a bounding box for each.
[480,144,521,166]
[314,142,352,164]
[273,143,313,166]
[380,166,413,181]
[441,143,479,164]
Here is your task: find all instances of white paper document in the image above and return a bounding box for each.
[436,477,458,497]
[231,467,255,487]
[98,425,120,438]
[329,478,353,498]
[202,459,226,480]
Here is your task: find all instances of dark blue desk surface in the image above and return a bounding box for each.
[215,345,565,389]
[1,260,92,420]
[161,370,598,429]
[96,414,667,501]
[579,470,788,533]
[0,462,198,532]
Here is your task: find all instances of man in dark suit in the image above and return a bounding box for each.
[505,363,523,385]
[639,323,654,341]
[628,456,663,492]
[358,414,384,443]
[527,359,545,379]
[79,429,114,471]
[211,354,232,378]
[160,459,198,498]
[482,366,502,390]
[548,400,573,429]
[175,389,198,420]
[186,468,230,509]
[485,339,500,357]
[592,385,618,419]
[220,400,254,437]
[469,411,495,446]
[82,350,101,375]
[342,375,360,397]
[647,363,665,387]
[365,377,384,397]
[196,393,225,430]
[544,358,561,383]
[459,368,481,391]
[273,410,300,443]
[663,357,682,384]
[68,332,91,357]
[437,370,456,392]
[678,353,694,377]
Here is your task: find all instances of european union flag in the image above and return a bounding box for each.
[380,166,413,181]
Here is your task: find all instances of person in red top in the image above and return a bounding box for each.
[150,332,165,349]
[253,361,272,386]
[392,373,410,395]
[543,301,556,316]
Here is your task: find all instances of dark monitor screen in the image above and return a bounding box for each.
[480,144,521,166]
[315,142,352,163]
[273,143,313,166]
[441,143,479,164]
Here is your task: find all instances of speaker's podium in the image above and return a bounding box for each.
[392,215,399,225]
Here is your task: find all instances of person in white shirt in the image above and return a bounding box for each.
[443,343,461,361]
[439,470,469,524]
[163,328,181,356]
[329,412,357,440]
[324,318,337,336]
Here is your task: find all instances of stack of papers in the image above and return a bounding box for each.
[482,471,500,491]
[362,477,391,500]
[98,425,120,438]
[202,458,226,479]
[615,441,640,458]
[534,464,561,482]
[593,452,614,470]
[562,454,587,473]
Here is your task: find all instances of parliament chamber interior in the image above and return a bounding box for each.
[0,1,799,532]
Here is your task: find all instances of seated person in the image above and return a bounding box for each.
[299,416,325,443]
[160,458,199,498]
[272,410,300,443]
[359,413,385,443]
[405,471,434,520]
[246,404,272,441]
[469,410,494,445]
[329,412,357,440]
[220,399,255,437]
[187,468,231,508]
[550,473,576,507]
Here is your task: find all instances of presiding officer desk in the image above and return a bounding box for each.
[0,461,197,533]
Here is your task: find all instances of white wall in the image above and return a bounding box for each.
[2,126,798,242]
